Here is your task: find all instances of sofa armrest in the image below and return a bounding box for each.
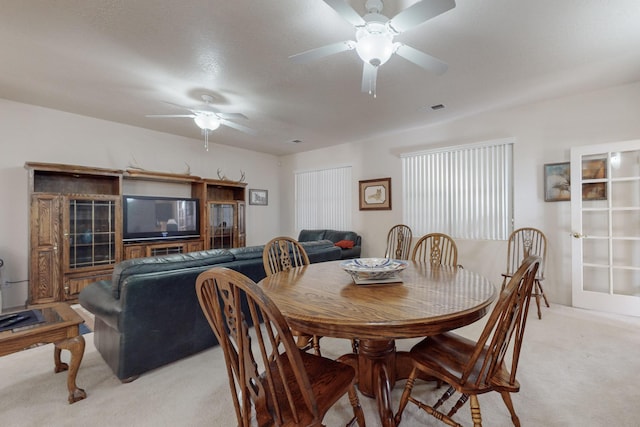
[340,246,361,260]
[78,280,122,330]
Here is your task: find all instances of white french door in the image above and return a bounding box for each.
[571,139,640,316]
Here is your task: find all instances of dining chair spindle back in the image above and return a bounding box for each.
[263,236,310,277]
[411,233,460,267]
[384,224,413,260]
[501,227,549,319]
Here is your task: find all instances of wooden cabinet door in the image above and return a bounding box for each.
[29,195,61,304]
[187,240,204,252]
[64,270,112,300]
[124,244,146,259]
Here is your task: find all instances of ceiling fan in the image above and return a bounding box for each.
[146,95,256,151]
[289,0,455,97]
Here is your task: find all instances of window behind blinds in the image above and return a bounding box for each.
[402,139,514,240]
[295,166,352,231]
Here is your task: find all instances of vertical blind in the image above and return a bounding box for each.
[295,166,352,231]
[402,139,514,240]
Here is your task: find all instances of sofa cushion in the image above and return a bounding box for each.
[111,249,234,299]
[228,245,264,260]
[299,239,335,252]
[335,239,355,249]
[298,229,327,242]
[324,230,359,244]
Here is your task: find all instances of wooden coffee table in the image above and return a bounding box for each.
[0,302,87,403]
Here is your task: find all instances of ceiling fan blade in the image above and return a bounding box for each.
[289,40,355,63]
[389,0,456,33]
[361,62,378,96]
[220,119,257,136]
[322,0,366,26]
[161,101,196,111]
[215,112,248,120]
[395,44,448,75]
[146,114,196,118]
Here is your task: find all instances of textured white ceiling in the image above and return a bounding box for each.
[1,0,639,155]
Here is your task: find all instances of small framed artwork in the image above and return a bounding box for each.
[544,162,571,202]
[544,159,607,202]
[359,177,391,210]
[249,189,268,206]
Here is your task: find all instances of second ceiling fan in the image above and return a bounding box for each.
[146,95,256,151]
[290,0,456,97]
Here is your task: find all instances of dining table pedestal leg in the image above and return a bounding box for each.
[339,339,397,427]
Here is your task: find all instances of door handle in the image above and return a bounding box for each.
[571,232,587,239]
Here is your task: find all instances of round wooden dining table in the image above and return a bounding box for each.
[259,259,497,427]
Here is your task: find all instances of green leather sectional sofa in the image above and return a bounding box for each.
[79,240,341,382]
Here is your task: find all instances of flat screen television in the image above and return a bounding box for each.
[123,195,200,242]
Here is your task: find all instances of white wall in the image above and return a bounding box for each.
[279,81,640,307]
[0,99,280,309]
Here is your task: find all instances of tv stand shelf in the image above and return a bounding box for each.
[123,239,204,259]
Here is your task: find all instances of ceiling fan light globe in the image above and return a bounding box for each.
[356,32,394,66]
[194,114,221,131]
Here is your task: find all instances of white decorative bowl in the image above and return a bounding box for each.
[340,258,408,282]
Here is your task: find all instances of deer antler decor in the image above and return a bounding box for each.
[217,169,246,183]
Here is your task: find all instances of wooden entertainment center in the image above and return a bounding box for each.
[25,162,247,304]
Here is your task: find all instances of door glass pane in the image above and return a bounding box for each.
[611,150,640,179]
[612,239,640,268]
[612,211,640,237]
[611,181,640,208]
[582,210,608,238]
[583,265,609,293]
[68,198,116,269]
[583,238,609,266]
[612,268,640,296]
[210,203,235,249]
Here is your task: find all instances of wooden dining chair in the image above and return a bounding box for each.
[394,255,541,427]
[263,236,310,276]
[384,224,413,260]
[195,267,366,427]
[411,232,460,267]
[262,236,320,355]
[501,227,549,319]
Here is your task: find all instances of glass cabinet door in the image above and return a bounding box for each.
[237,201,246,247]
[66,197,118,269]
[210,202,236,249]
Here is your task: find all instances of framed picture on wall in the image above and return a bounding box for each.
[544,162,571,202]
[249,189,268,205]
[359,177,391,210]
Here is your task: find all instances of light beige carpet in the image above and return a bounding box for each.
[1,304,639,427]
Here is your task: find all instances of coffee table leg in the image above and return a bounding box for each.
[54,335,87,404]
